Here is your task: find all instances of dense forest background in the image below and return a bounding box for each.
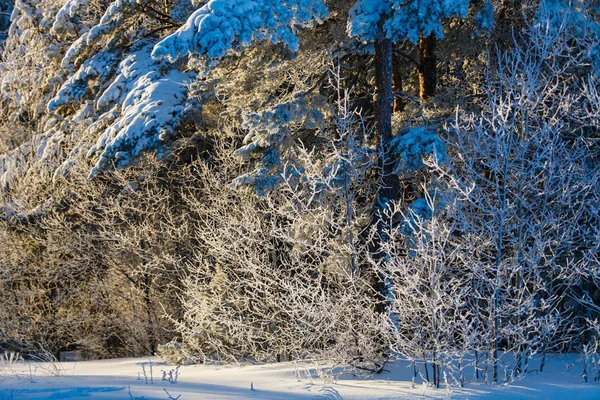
[0,0,599,387]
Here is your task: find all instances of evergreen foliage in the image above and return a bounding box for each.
[0,0,598,388]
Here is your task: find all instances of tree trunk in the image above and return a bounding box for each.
[375,37,393,142]
[143,273,156,354]
[418,34,437,101]
[370,36,401,314]
[392,47,405,112]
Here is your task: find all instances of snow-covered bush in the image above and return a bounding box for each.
[174,83,388,364]
[365,1,600,387]
[445,2,600,383]
[0,156,193,358]
[378,191,480,388]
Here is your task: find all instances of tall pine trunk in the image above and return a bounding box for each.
[392,47,405,112]
[375,37,393,141]
[370,35,400,314]
[418,34,437,101]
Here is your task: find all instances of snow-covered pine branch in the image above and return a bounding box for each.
[151,0,329,71]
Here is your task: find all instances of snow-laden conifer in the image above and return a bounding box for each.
[348,0,470,43]
[151,0,329,69]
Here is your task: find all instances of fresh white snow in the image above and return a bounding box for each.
[1,354,599,399]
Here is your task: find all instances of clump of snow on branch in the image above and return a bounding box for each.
[50,0,90,35]
[389,127,446,171]
[85,43,196,177]
[60,0,149,68]
[385,0,470,43]
[151,0,329,69]
[347,0,391,41]
[48,50,119,111]
[231,94,328,194]
[348,0,470,43]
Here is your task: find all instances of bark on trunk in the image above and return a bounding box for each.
[392,47,405,113]
[144,273,156,355]
[375,38,393,142]
[371,37,401,314]
[418,34,437,101]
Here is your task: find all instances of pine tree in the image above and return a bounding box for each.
[345,0,469,307]
[111,0,469,309]
[348,0,471,102]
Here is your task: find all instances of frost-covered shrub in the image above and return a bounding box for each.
[444,2,600,382]
[157,341,195,366]
[0,157,193,358]
[176,120,386,365]
[379,196,477,388]
[368,1,600,387]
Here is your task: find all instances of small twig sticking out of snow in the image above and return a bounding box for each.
[163,388,181,400]
[27,364,36,384]
[141,364,147,384]
[140,361,154,384]
[161,366,180,384]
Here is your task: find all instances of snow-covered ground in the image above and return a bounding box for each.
[0,354,599,399]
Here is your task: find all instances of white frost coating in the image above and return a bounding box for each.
[87,44,196,177]
[348,0,470,43]
[48,50,119,111]
[389,127,446,171]
[60,0,147,67]
[151,0,329,65]
[347,0,391,41]
[51,0,89,35]
[170,0,196,23]
[0,127,59,189]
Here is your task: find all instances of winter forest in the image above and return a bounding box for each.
[0,0,600,396]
